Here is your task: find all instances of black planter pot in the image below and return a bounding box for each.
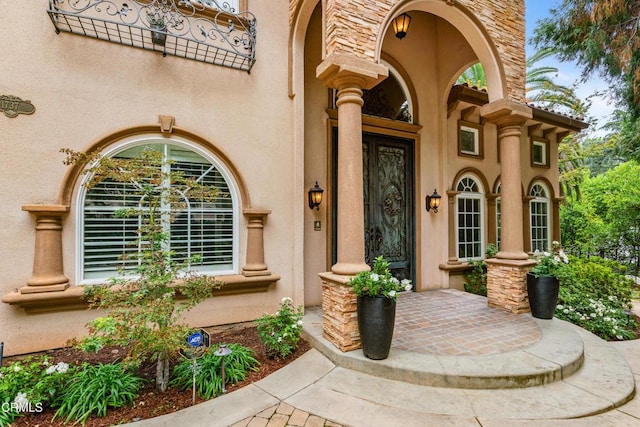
[527,273,560,319]
[357,295,396,360]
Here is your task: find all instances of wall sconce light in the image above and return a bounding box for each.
[308,181,324,210]
[392,13,412,39]
[425,189,441,213]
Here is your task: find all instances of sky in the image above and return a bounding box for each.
[525,0,615,134]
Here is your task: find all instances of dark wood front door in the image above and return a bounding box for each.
[332,131,415,283]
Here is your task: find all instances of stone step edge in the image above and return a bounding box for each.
[301,311,585,389]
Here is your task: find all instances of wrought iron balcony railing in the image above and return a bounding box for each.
[47,0,257,72]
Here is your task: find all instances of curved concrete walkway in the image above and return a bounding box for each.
[126,290,640,426]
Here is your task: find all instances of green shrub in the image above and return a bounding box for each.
[256,297,304,359]
[54,363,143,425]
[464,260,487,296]
[463,244,498,296]
[556,256,637,340]
[0,355,74,424]
[171,343,259,399]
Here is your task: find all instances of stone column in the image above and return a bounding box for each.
[315,54,387,351]
[316,54,388,276]
[242,209,271,277]
[482,100,532,260]
[481,100,536,313]
[21,204,70,294]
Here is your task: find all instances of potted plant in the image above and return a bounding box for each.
[349,256,412,360]
[527,241,569,319]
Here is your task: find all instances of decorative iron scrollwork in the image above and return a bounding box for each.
[47,0,257,71]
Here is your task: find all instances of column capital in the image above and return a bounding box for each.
[316,53,388,90]
[481,99,532,128]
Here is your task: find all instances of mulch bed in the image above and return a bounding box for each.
[5,323,311,427]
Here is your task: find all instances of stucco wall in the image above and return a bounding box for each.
[1,0,298,355]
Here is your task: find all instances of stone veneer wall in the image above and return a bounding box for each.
[290,0,526,102]
[321,275,361,351]
[485,260,534,314]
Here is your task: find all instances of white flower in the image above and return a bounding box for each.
[401,279,411,286]
[388,290,396,298]
[46,365,57,375]
[297,320,303,326]
[563,309,569,314]
[13,365,21,372]
[557,304,564,310]
[281,297,292,304]
[390,277,399,285]
[277,337,282,343]
[13,392,28,407]
[405,284,412,292]
[616,335,623,340]
[371,273,380,282]
[56,362,69,374]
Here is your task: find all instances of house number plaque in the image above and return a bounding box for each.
[1,95,35,118]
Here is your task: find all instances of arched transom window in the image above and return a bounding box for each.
[456,175,484,261]
[79,141,238,282]
[530,183,550,252]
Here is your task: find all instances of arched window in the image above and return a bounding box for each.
[456,175,484,260]
[530,183,550,252]
[79,140,238,282]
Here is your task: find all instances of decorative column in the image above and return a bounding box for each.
[21,205,70,294]
[552,197,563,243]
[446,190,461,264]
[316,54,388,351]
[481,100,535,313]
[242,209,271,277]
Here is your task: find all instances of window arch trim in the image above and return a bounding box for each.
[59,126,251,209]
[68,129,246,284]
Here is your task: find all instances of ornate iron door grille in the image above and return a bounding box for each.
[47,0,257,72]
[331,129,415,283]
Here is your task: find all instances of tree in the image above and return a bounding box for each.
[533,0,640,115]
[563,160,640,274]
[526,47,587,116]
[62,147,223,392]
[456,63,487,89]
[532,0,640,160]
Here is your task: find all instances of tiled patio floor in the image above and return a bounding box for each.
[392,290,542,355]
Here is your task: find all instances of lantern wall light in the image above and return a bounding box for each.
[425,189,441,213]
[392,13,412,39]
[308,181,324,210]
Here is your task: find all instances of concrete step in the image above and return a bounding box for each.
[287,346,634,422]
[302,309,586,389]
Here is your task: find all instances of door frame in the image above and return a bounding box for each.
[326,110,422,284]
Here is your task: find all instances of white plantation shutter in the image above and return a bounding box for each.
[82,144,234,280]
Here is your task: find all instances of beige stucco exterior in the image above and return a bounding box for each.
[1,0,585,356]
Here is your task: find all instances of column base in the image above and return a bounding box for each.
[20,283,70,294]
[319,272,360,352]
[485,258,536,314]
[331,262,370,276]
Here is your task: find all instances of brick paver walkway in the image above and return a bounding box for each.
[393,290,542,355]
[230,403,345,427]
